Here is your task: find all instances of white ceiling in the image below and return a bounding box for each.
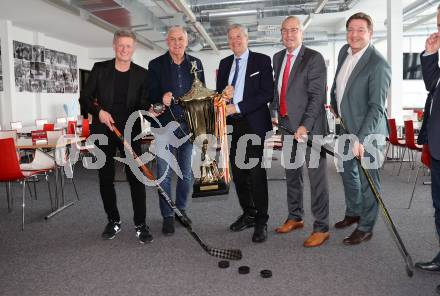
[0,0,437,50]
[0,0,113,47]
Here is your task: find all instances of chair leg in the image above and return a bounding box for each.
[71,178,80,201]
[408,165,422,209]
[397,147,407,176]
[46,174,54,211]
[33,178,38,200]
[382,142,391,170]
[26,182,33,199]
[8,182,14,211]
[22,180,26,231]
[6,183,11,212]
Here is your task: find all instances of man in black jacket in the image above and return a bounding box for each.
[79,30,158,244]
[148,26,205,235]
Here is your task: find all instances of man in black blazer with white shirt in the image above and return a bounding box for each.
[216,24,274,243]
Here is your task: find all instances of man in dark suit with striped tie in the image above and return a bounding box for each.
[216,24,274,243]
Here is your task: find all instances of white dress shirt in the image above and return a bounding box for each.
[336,44,370,113]
[277,45,302,95]
[228,49,249,113]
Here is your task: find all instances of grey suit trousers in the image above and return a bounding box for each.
[279,117,329,232]
[338,138,384,232]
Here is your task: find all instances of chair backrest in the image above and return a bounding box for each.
[81,118,90,138]
[35,119,48,129]
[387,118,399,145]
[67,121,77,135]
[0,138,24,181]
[10,121,23,130]
[421,144,432,168]
[0,130,18,144]
[47,130,64,145]
[56,117,67,125]
[404,120,417,150]
[43,123,55,131]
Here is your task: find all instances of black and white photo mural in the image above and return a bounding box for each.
[13,41,78,93]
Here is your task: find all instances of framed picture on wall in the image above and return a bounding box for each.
[13,40,79,93]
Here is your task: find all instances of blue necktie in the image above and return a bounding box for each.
[231,58,241,87]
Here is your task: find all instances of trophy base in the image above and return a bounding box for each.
[192,180,229,198]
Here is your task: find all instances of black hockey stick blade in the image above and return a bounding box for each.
[110,124,243,261]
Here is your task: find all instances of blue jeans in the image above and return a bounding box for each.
[155,124,193,218]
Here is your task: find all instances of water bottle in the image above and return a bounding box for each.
[325,104,335,134]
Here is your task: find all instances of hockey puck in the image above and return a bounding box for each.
[260,269,272,278]
[238,266,250,274]
[218,260,230,269]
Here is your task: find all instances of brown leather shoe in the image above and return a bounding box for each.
[303,232,329,247]
[343,229,372,245]
[275,219,304,234]
[334,215,360,229]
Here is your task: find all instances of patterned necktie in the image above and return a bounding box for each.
[279,54,293,117]
[231,58,241,87]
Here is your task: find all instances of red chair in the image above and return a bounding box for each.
[67,121,77,135]
[398,120,423,179]
[0,138,52,230]
[408,144,431,209]
[43,123,55,131]
[385,118,405,171]
[81,118,90,138]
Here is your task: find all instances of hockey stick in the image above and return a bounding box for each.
[275,118,414,277]
[110,123,242,261]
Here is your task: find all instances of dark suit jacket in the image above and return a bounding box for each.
[148,52,205,127]
[216,51,274,139]
[271,46,327,135]
[420,51,440,160]
[330,44,391,143]
[79,59,149,136]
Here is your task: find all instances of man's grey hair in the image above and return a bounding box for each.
[113,29,137,44]
[438,3,440,10]
[227,24,248,38]
[167,25,188,39]
[282,16,304,31]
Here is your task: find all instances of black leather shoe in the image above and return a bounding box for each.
[334,215,360,229]
[342,229,372,245]
[415,261,440,273]
[229,214,256,232]
[436,284,440,295]
[252,224,267,243]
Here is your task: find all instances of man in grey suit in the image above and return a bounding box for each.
[330,12,391,245]
[271,16,330,248]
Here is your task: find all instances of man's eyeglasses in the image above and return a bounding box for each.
[281,28,300,34]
